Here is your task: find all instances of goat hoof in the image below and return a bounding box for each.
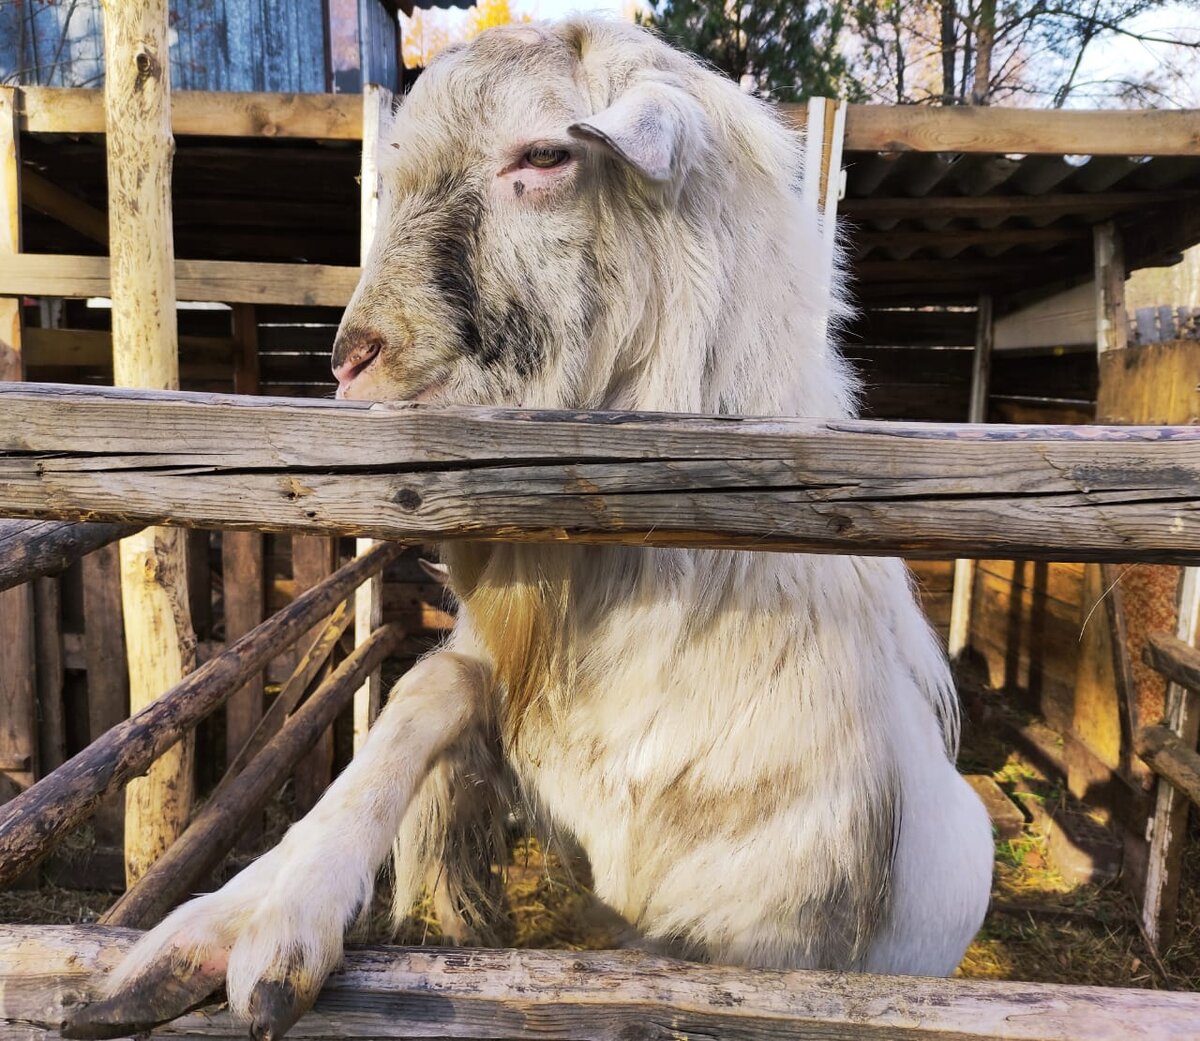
[247,976,314,1041]
[61,954,225,1040]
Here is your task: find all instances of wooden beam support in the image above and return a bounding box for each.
[840,190,1193,221]
[20,168,109,246]
[2,384,1199,564]
[0,254,360,307]
[0,520,142,591]
[103,624,402,929]
[833,104,1200,156]
[102,0,196,887]
[18,88,363,140]
[0,541,404,888]
[947,295,993,660]
[5,924,1200,1040]
[1144,630,1200,692]
[0,84,37,806]
[1093,223,1128,355]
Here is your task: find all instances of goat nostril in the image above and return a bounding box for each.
[332,334,384,383]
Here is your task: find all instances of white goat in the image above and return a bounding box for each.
[85,17,993,1040]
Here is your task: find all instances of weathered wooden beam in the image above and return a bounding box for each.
[0,520,142,591]
[103,624,403,929]
[1144,630,1200,692]
[0,384,1198,564]
[4,924,1200,1041]
[0,541,404,888]
[18,88,363,140]
[103,0,195,888]
[1136,725,1200,810]
[0,254,360,307]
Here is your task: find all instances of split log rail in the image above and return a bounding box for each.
[1138,632,1200,810]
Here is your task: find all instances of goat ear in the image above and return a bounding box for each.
[568,78,706,183]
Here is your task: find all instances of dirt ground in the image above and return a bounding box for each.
[4,712,1198,993]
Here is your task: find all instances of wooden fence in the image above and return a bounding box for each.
[1,383,1200,1039]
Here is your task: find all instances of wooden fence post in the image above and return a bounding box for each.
[0,85,38,808]
[352,83,392,752]
[947,294,993,660]
[101,0,197,885]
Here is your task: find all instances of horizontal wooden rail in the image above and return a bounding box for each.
[0,383,1198,564]
[0,540,404,888]
[0,519,141,591]
[17,87,1200,156]
[0,255,360,307]
[103,624,403,929]
[1143,631,1200,692]
[1136,725,1200,810]
[3,925,1199,1041]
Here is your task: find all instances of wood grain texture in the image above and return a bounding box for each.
[290,536,337,814]
[4,924,1200,1041]
[0,520,141,592]
[18,88,363,139]
[1144,630,1200,692]
[103,624,402,929]
[0,384,1198,564]
[0,542,404,888]
[33,576,66,776]
[1136,725,1200,810]
[0,254,361,307]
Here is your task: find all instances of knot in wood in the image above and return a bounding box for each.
[133,50,160,91]
[393,488,422,511]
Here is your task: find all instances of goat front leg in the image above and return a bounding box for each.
[64,652,490,1041]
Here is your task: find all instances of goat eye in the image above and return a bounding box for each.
[524,147,571,169]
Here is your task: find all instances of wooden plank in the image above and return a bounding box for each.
[2,385,1199,564]
[948,295,993,659]
[6,924,1200,1041]
[80,543,128,849]
[1093,223,1128,355]
[1136,725,1200,810]
[24,327,235,368]
[18,88,363,140]
[0,255,361,307]
[290,536,338,814]
[839,190,1195,221]
[103,0,195,888]
[0,520,142,592]
[103,625,402,929]
[835,104,1200,157]
[0,84,36,806]
[0,543,404,888]
[33,576,66,776]
[1097,341,1200,426]
[1144,630,1200,692]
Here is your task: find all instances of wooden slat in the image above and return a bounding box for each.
[290,536,338,814]
[840,190,1194,220]
[836,105,1200,157]
[24,327,235,368]
[18,88,363,140]
[0,255,360,307]
[5,924,1200,1041]
[1144,630,1200,694]
[80,544,128,848]
[1,384,1199,564]
[32,576,65,776]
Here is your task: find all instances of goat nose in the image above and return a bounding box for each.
[331,328,385,391]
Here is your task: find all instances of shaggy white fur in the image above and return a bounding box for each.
[103,17,993,1031]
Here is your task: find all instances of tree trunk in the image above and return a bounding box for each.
[971,0,996,105]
